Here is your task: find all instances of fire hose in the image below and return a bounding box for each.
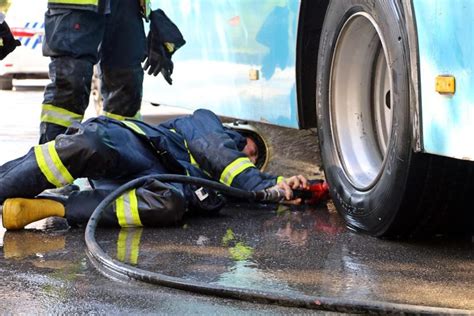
[84,174,466,314]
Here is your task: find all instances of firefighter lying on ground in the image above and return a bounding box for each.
[0,109,310,230]
[0,13,21,60]
[39,1,185,143]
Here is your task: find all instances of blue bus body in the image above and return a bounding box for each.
[144,0,300,128]
[144,0,474,160]
[413,0,474,160]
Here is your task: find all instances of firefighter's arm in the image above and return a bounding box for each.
[0,15,21,60]
[232,170,309,205]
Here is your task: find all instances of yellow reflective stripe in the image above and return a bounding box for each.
[220,157,255,186]
[34,141,74,187]
[129,228,143,264]
[0,38,3,47]
[115,189,143,228]
[185,139,199,167]
[122,121,146,135]
[117,228,143,265]
[277,176,284,184]
[164,42,176,54]
[129,190,142,226]
[169,128,199,167]
[41,104,83,128]
[104,111,142,121]
[117,229,126,262]
[48,0,99,5]
[116,195,126,227]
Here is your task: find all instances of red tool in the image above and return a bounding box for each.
[293,179,330,205]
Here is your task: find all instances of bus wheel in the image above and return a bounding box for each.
[316,0,472,237]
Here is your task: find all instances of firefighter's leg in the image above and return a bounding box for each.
[0,120,117,204]
[65,179,187,227]
[0,149,63,203]
[40,9,106,143]
[99,0,146,120]
[2,120,186,229]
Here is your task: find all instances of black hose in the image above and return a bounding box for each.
[84,174,469,314]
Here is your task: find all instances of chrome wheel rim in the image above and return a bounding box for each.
[329,12,393,190]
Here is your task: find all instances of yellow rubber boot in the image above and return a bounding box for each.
[2,198,65,230]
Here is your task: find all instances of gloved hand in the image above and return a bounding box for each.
[0,20,21,60]
[143,9,185,85]
[143,33,174,83]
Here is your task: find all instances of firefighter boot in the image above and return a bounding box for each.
[2,198,65,230]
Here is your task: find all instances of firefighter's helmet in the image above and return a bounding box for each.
[224,121,270,171]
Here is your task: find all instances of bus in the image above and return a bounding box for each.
[143,0,474,238]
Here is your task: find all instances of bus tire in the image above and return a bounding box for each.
[316,0,471,237]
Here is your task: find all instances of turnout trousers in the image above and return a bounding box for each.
[0,119,187,227]
[40,0,146,143]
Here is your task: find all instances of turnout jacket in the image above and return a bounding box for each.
[120,109,280,191]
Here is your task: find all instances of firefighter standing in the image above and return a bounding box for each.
[1,109,309,230]
[40,0,185,143]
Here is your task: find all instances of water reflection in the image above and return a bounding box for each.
[2,230,65,260]
[116,228,144,265]
[215,260,299,294]
[263,205,345,247]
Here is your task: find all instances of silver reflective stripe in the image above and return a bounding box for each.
[35,141,74,187]
[116,189,143,228]
[41,104,83,128]
[123,192,134,226]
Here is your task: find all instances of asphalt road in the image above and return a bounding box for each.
[0,83,473,314]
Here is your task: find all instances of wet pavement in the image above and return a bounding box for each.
[0,86,473,314]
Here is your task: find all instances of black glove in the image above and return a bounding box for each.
[0,20,21,60]
[143,33,174,83]
[143,9,185,85]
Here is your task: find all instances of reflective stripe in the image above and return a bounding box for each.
[220,157,255,186]
[48,0,99,5]
[186,139,199,167]
[117,228,143,265]
[104,111,142,121]
[164,42,176,54]
[122,121,146,135]
[34,141,74,187]
[169,128,199,167]
[41,104,83,128]
[116,189,143,228]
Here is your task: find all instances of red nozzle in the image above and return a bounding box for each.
[293,180,330,205]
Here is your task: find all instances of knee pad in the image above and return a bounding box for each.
[54,121,119,178]
[136,179,187,227]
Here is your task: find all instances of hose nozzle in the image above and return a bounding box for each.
[255,187,287,203]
